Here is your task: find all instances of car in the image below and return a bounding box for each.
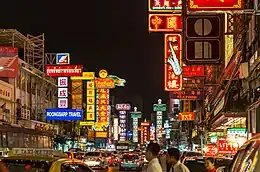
[0,149,94,172]
[228,133,260,172]
[183,156,206,172]
[83,151,108,169]
[119,153,143,171]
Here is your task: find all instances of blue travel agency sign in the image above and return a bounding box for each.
[46,108,83,120]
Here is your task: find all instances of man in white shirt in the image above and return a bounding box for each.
[145,142,163,172]
[166,148,190,172]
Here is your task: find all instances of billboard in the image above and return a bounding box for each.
[116,104,131,111]
[71,80,83,109]
[164,34,182,91]
[178,112,195,121]
[148,0,182,12]
[96,88,109,127]
[94,78,115,89]
[86,81,95,121]
[71,72,95,80]
[149,14,182,32]
[58,77,69,108]
[188,0,243,10]
[119,110,127,141]
[185,15,224,64]
[46,109,83,120]
[0,46,18,57]
[114,118,119,141]
[0,57,19,78]
[141,122,150,143]
[45,65,83,77]
[56,53,70,65]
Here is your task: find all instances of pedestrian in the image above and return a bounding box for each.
[145,142,163,172]
[205,157,217,172]
[159,151,167,172]
[166,148,190,172]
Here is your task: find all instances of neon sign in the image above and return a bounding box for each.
[149,0,182,12]
[188,0,243,10]
[149,14,182,32]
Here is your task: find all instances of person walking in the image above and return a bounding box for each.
[166,148,190,172]
[205,157,217,172]
[145,142,163,172]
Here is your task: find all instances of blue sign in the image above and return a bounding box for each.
[46,108,82,120]
[56,53,70,65]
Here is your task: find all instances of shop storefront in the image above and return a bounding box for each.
[0,80,15,123]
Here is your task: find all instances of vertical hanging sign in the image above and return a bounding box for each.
[86,81,95,121]
[130,107,142,143]
[153,99,166,142]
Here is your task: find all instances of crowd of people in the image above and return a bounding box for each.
[145,143,217,172]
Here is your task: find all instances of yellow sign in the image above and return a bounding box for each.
[99,69,108,78]
[96,131,108,138]
[80,121,95,126]
[86,81,95,121]
[71,72,95,80]
[95,78,115,89]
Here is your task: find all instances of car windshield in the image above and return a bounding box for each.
[85,152,100,156]
[184,159,205,172]
[122,154,139,161]
[0,159,51,172]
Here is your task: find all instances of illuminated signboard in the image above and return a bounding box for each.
[182,78,204,89]
[188,0,243,10]
[80,121,95,126]
[46,108,82,120]
[94,78,115,89]
[114,118,119,140]
[148,0,182,12]
[205,144,218,157]
[164,34,182,91]
[116,104,131,111]
[131,107,141,143]
[95,131,108,138]
[71,80,83,109]
[56,53,70,65]
[45,65,83,77]
[86,81,95,121]
[149,14,182,32]
[150,124,156,140]
[141,122,150,143]
[57,77,68,108]
[119,111,127,141]
[170,90,202,100]
[182,65,204,77]
[96,88,109,127]
[71,72,95,80]
[178,112,195,121]
[217,138,239,155]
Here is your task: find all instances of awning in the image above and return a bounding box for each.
[210,112,247,130]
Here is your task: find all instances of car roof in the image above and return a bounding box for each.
[1,156,57,162]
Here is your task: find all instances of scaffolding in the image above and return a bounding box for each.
[0,29,57,123]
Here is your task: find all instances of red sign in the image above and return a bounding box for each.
[0,47,18,57]
[182,65,204,77]
[178,112,195,121]
[148,0,182,12]
[149,14,182,32]
[95,78,115,89]
[143,126,149,143]
[217,139,239,155]
[97,88,109,125]
[205,144,218,157]
[45,65,83,77]
[188,0,243,10]
[141,122,150,126]
[170,90,202,100]
[0,57,19,78]
[164,34,182,91]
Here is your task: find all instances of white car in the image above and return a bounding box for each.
[83,152,108,169]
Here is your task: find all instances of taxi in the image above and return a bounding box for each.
[0,148,94,172]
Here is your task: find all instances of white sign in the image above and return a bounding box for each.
[133,118,139,143]
[116,104,131,111]
[58,98,68,108]
[156,111,163,140]
[114,118,119,141]
[58,77,68,87]
[116,146,128,150]
[119,110,126,115]
[58,88,68,98]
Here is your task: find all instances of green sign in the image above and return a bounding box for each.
[131,112,142,118]
[153,104,166,111]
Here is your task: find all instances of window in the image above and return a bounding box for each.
[61,163,92,172]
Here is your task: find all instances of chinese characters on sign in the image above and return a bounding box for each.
[188,0,243,10]
[131,107,142,143]
[96,88,109,127]
[182,65,204,77]
[178,112,195,121]
[57,77,68,108]
[86,81,95,121]
[149,14,182,32]
[141,122,150,144]
[165,34,182,91]
[170,90,202,100]
[119,110,127,142]
[149,0,182,12]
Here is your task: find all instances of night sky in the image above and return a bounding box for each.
[1,1,168,116]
